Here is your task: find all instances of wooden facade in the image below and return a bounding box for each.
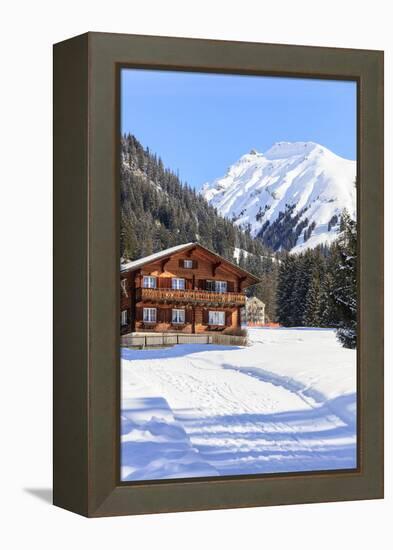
[120,243,261,335]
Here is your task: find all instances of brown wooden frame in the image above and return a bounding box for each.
[53,32,384,517]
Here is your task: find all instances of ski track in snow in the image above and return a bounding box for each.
[121,328,357,481]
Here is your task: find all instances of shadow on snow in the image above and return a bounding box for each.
[121,343,241,361]
[121,394,357,482]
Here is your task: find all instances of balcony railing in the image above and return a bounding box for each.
[136,287,246,306]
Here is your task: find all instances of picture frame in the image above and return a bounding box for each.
[53,32,384,517]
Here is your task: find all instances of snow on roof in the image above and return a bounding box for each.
[121,243,195,272]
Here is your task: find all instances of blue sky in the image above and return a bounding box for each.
[121,69,356,190]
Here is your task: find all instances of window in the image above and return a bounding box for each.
[143,275,156,288]
[215,280,227,293]
[121,310,128,326]
[208,311,225,326]
[184,259,193,269]
[172,278,185,290]
[172,309,185,324]
[143,308,157,323]
[206,280,215,292]
[206,280,227,293]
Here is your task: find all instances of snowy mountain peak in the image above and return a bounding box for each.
[201,142,356,253]
[236,150,264,164]
[264,141,322,160]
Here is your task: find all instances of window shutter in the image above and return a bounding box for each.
[186,278,193,290]
[227,281,234,292]
[225,311,232,326]
[203,309,209,325]
[193,260,198,269]
[158,277,170,289]
[198,279,205,290]
[186,308,192,324]
[158,308,166,323]
[136,307,143,321]
[178,259,184,268]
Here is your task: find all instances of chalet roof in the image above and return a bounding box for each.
[120,242,261,286]
[121,243,195,272]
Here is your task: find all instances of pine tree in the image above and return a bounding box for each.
[303,271,321,326]
[276,255,297,325]
[330,209,357,348]
[289,251,314,325]
[319,270,338,327]
[276,246,333,328]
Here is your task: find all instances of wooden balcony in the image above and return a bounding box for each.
[136,287,246,306]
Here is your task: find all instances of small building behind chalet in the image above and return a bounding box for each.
[120,242,261,335]
[241,296,266,326]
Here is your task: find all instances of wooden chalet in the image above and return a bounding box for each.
[120,242,261,335]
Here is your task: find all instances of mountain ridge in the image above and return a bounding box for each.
[202,141,356,252]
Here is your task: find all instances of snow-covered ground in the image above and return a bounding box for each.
[121,328,357,481]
